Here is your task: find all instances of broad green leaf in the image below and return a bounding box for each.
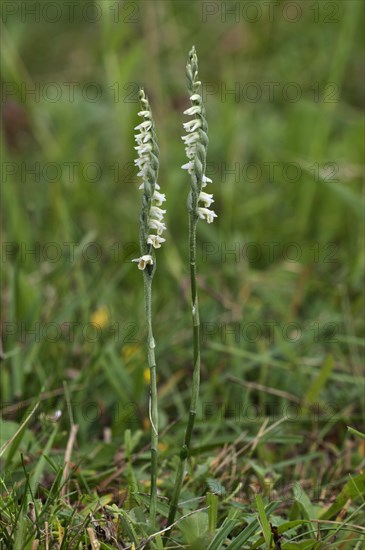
[206,492,219,535]
[256,494,272,549]
[319,473,365,520]
[292,484,316,537]
[178,511,210,547]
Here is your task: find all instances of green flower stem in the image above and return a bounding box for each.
[187,215,201,445]
[166,212,200,530]
[143,269,158,526]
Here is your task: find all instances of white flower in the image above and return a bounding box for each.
[135,132,152,144]
[135,155,149,166]
[182,51,216,223]
[138,183,162,193]
[150,206,166,221]
[181,132,200,145]
[183,105,202,116]
[183,119,202,132]
[134,143,152,155]
[152,190,166,206]
[134,120,152,131]
[134,159,149,174]
[199,191,214,207]
[182,161,194,172]
[137,110,152,118]
[201,174,213,187]
[147,235,166,248]
[136,168,148,179]
[185,145,197,159]
[149,218,166,235]
[134,93,167,252]
[197,207,217,223]
[132,254,154,270]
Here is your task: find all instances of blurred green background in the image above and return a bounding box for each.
[1,0,364,503]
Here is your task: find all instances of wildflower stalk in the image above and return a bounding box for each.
[143,271,158,524]
[166,215,200,530]
[167,46,217,533]
[132,89,167,526]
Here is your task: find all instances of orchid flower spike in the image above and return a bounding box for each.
[133,89,167,271]
[182,46,217,224]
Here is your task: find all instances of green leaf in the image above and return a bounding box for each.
[292,484,316,537]
[207,511,239,550]
[229,503,281,550]
[178,511,210,547]
[2,404,39,467]
[255,494,273,549]
[13,507,27,550]
[282,541,318,550]
[206,492,218,535]
[347,426,365,439]
[28,424,58,502]
[226,517,262,550]
[304,355,334,404]
[319,473,365,520]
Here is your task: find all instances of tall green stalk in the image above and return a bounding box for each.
[143,272,158,524]
[132,89,167,527]
[167,215,201,529]
[166,46,217,533]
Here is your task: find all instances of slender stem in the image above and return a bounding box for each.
[166,213,200,531]
[144,271,158,526]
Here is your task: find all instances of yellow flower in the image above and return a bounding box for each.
[90,306,109,329]
[142,417,150,431]
[121,344,141,361]
[143,368,151,383]
[143,477,163,488]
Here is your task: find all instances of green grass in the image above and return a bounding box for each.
[1,0,364,547]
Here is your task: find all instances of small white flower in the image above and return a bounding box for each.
[135,132,152,144]
[199,191,214,207]
[134,159,149,173]
[185,146,197,159]
[197,207,217,223]
[183,119,202,132]
[201,174,212,187]
[134,120,152,131]
[181,132,200,145]
[147,235,166,248]
[183,105,202,116]
[182,50,216,223]
[132,254,154,270]
[134,92,166,253]
[136,168,148,179]
[135,154,149,165]
[134,143,152,155]
[182,161,194,172]
[149,218,166,235]
[45,409,62,422]
[150,206,166,221]
[137,110,152,118]
[152,190,166,206]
